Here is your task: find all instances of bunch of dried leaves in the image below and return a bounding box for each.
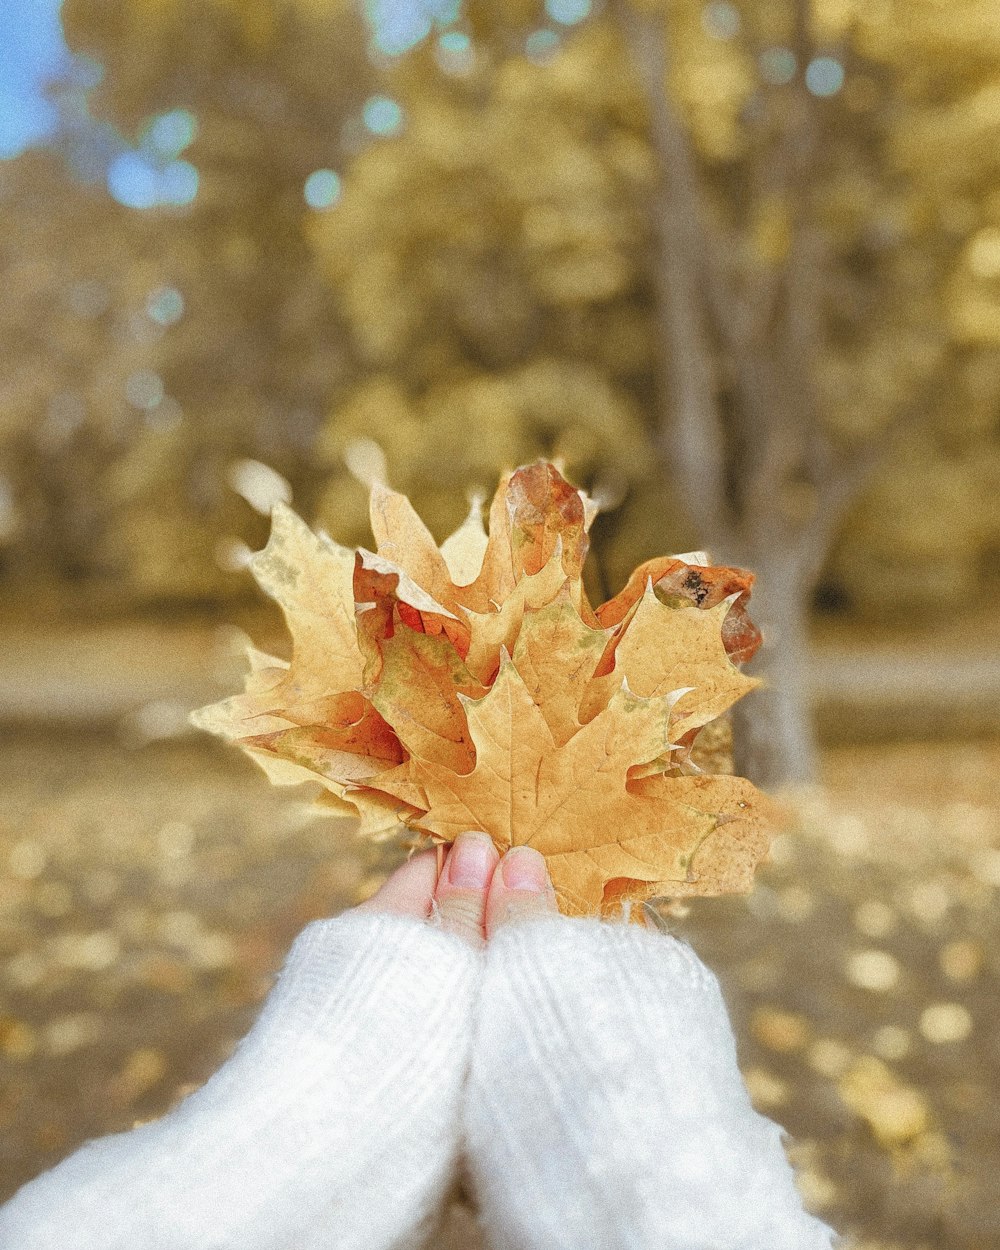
[194,463,773,915]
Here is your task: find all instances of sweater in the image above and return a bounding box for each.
[0,910,836,1250]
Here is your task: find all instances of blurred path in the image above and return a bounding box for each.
[0,619,997,740]
[810,642,1000,740]
[0,624,231,727]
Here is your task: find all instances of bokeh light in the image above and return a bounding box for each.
[526,29,560,62]
[545,0,592,25]
[759,47,797,86]
[145,109,197,159]
[303,169,343,209]
[107,153,158,209]
[365,0,460,57]
[701,1,741,41]
[0,0,70,158]
[436,29,475,75]
[805,56,845,97]
[146,287,185,327]
[107,153,198,209]
[160,160,198,206]
[362,95,404,136]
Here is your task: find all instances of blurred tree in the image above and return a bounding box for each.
[831,2,1000,619]
[2,0,999,785]
[306,14,667,584]
[0,151,156,591]
[310,0,1000,783]
[607,0,1000,782]
[64,0,375,602]
[0,0,370,603]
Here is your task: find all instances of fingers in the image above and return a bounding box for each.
[433,831,500,947]
[357,837,558,947]
[485,845,558,940]
[356,848,439,921]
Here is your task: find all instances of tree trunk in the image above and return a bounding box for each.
[730,553,816,788]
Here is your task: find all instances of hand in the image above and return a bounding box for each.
[1,833,834,1250]
[369,838,835,1250]
[359,831,558,946]
[460,867,838,1250]
[0,841,485,1250]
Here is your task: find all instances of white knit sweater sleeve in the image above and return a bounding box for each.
[0,911,478,1250]
[465,916,838,1250]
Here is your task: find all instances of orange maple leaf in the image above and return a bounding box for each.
[192,462,772,916]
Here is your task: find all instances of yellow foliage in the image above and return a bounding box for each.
[3,0,1000,626]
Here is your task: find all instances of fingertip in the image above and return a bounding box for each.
[485,846,558,938]
[356,848,439,920]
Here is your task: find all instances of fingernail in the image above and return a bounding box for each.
[446,831,497,890]
[501,846,548,893]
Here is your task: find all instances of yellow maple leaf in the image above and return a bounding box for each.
[366,626,486,774]
[462,544,569,684]
[511,588,611,747]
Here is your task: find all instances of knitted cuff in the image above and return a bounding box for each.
[465,916,837,1250]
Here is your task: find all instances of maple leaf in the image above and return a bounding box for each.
[510,589,611,747]
[596,554,762,664]
[580,583,759,740]
[365,622,486,774]
[250,502,365,707]
[439,494,490,587]
[192,461,772,916]
[367,481,464,619]
[462,544,570,684]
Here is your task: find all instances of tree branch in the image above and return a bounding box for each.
[611,0,732,545]
[736,0,838,545]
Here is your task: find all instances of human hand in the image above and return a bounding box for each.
[364,836,831,1249]
[359,831,558,946]
[460,860,837,1250]
[1,832,834,1250]
[0,842,490,1250]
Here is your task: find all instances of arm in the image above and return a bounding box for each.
[0,858,480,1250]
[466,912,837,1250]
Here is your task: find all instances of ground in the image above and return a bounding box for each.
[1,730,998,1249]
